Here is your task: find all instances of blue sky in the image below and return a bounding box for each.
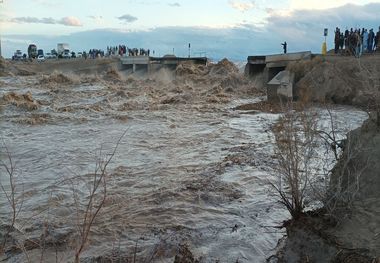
[1,0,380,60]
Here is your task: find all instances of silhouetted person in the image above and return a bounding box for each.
[363,29,369,52]
[281,41,287,54]
[334,27,340,54]
[368,29,375,52]
[375,26,380,51]
[339,33,344,51]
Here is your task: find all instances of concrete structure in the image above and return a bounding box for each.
[120,55,207,73]
[267,70,295,102]
[246,51,311,101]
[246,51,312,82]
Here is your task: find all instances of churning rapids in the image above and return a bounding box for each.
[0,66,368,262]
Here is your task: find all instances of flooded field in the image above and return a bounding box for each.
[0,66,368,262]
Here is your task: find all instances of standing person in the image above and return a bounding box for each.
[375,26,380,51]
[355,30,362,58]
[368,29,375,52]
[363,29,368,53]
[344,28,349,50]
[281,41,287,54]
[339,33,344,52]
[334,27,340,54]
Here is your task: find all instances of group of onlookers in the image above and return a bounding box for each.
[88,49,105,59]
[334,26,380,57]
[106,45,151,57]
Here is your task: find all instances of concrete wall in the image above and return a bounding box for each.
[267,70,295,102]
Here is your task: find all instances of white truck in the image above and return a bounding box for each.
[57,43,70,58]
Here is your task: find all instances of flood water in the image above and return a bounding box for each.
[0,73,368,262]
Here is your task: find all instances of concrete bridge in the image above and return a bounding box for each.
[245,51,312,101]
[246,51,312,82]
[120,55,208,73]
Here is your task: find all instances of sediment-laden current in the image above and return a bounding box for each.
[0,62,368,262]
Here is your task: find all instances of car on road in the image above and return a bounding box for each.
[12,50,23,61]
[45,53,56,59]
[37,55,45,62]
[62,50,71,59]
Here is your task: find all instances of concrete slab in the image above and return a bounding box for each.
[120,56,150,65]
[267,70,295,102]
[265,51,312,63]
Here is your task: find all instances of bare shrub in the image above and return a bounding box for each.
[0,142,24,254]
[69,131,126,263]
[270,102,319,219]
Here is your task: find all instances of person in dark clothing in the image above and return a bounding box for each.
[339,33,344,51]
[375,27,380,51]
[344,29,349,50]
[368,29,375,52]
[334,27,340,54]
[281,41,287,54]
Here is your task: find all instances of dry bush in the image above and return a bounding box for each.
[0,142,24,255]
[68,131,126,263]
[270,102,319,219]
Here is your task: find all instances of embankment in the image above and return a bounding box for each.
[290,55,380,107]
[275,55,380,263]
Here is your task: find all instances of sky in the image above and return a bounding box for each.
[1,0,380,60]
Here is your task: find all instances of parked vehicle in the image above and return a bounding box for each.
[62,50,71,59]
[45,53,57,59]
[51,49,58,57]
[12,50,23,60]
[28,44,38,59]
[77,52,82,58]
[37,49,44,57]
[37,55,45,62]
[57,43,69,58]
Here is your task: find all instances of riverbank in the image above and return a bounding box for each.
[272,55,380,263]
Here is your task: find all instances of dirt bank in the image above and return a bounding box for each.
[291,55,380,108]
[275,114,380,263]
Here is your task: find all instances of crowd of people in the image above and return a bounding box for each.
[334,26,380,57]
[88,49,105,59]
[106,45,151,57]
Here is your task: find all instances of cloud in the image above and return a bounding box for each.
[10,17,56,24]
[31,0,62,8]
[3,3,380,60]
[229,0,255,12]
[168,2,181,7]
[117,14,138,23]
[88,15,104,20]
[60,17,82,27]
[264,3,380,51]
[289,0,379,11]
[9,16,82,27]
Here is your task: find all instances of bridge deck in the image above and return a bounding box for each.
[120,56,207,65]
[247,51,312,66]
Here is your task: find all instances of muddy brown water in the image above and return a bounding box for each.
[0,74,368,262]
